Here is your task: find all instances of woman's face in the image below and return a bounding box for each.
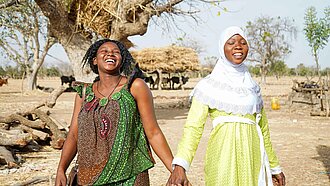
[94,42,122,74]
[224,34,249,65]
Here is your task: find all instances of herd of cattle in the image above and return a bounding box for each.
[0,74,189,90]
[144,76,189,90]
[59,74,189,90]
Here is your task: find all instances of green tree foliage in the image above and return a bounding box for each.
[38,66,61,77]
[303,6,330,78]
[320,67,330,76]
[1,65,23,79]
[245,16,297,84]
[288,68,297,76]
[1,64,61,78]
[269,60,288,79]
[0,66,5,77]
[248,65,261,76]
[296,63,317,77]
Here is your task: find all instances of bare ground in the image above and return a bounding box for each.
[0,77,329,186]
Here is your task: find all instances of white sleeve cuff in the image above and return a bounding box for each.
[271,166,282,175]
[172,157,190,171]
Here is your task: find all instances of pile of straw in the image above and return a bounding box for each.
[130,45,200,73]
[74,0,150,39]
[75,0,120,37]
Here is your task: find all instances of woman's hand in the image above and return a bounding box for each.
[166,165,191,186]
[55,169,67,186]
[272,172,285,186]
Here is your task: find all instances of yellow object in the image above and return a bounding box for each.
[175,98,281,185]
[271,97,280,110]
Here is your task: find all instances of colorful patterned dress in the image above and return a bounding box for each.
[174,97,281,185]
[73,83,154,185]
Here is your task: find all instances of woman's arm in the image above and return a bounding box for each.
[55,94,82,186]
[167,97,209,186]
[173,97,209,170]
[130,78,174,172]
[258,108,285,186]
[258,108,281,170]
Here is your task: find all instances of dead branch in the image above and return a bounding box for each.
[49,115,69,132]
[0,146,18,168]
[13,175,50,186]
[0,129,32,147]
[32,109,66,149]
[19,125,49,141]
[33,85,67,110]
[0,114,45,129]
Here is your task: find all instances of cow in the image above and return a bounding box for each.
[170,76,189,89]
[0,78,8,87]
[36,85,54,93]
[60,75,76,87]
[160,77,171,89]
[144,76,155,89]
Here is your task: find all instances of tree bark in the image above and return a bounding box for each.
[0,146,18,168]
[32,109,67,149]
[19,125,49,141]
[0,114,45,129]
[0,129,32,147]
[34,0,186,81]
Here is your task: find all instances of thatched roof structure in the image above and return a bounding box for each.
[130,45,200,73]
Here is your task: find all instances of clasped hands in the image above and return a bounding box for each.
[166,165,191,186]
[167,165,286,186]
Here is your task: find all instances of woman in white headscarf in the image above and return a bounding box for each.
[167,26,285,186]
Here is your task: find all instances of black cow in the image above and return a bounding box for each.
[160,77,171,89]
[60,75,76,87]
[36,85,55,93]
[170,76,189,89]
[144,76,155,89]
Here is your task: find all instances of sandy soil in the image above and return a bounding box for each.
[0,76,329,186]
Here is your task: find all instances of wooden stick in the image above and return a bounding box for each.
[0,114,45,129]
[32,109,67,149]
[12,176,49,186]
[0,128,32,147]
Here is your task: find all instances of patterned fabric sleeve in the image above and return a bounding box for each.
[258,108,282,174]
[72,82,84,98]
[173,97,209,171]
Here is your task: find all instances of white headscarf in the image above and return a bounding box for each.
[190,26,263,115]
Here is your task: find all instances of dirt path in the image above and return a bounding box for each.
[0,77,329,185]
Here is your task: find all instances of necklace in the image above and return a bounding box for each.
[96,76,122,106]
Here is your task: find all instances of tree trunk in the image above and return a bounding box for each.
[64,42,96,82]
[26,69,38,90]
[313,50,321,81]
[260,56,267,84]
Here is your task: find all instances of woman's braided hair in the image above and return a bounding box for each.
[82,39,144,89]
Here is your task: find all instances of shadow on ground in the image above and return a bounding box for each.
[313,145,330,181]
[155,108,188,120]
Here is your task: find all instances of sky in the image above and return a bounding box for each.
[44,0,330,69]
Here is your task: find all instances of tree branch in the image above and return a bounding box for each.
[0,0,23,9]
[152,0,184,16]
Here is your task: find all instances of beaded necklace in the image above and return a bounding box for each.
[96,76,122,106]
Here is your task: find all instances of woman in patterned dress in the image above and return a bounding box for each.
[55,39,173,185]
[167,26,285,186]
